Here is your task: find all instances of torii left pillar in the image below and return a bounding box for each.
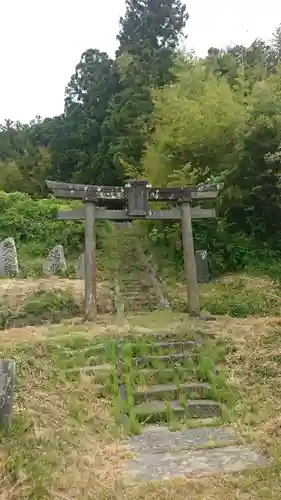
[84,201,97,320]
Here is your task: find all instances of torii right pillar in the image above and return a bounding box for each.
[180,199,200,317]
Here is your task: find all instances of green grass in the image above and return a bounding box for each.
[1,310,281,499]
[0,290,82,329]
[0,333,123,499]
[108,333,232,433]
[200,275,281,317]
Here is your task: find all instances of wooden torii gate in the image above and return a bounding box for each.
[46,180,218,320]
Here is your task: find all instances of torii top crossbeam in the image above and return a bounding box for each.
[46,180,218,203]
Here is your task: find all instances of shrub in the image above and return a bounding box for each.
[0,191,112,261]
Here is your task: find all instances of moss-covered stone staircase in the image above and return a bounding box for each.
[61,331,268,481]
[64,329,226,428]
[112,223,169,312]
[116,331,225,427]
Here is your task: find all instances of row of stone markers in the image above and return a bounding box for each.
[0,237,87,278]
[0,236,210,282]
[0,238,68,277]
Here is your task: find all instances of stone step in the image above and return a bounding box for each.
[123,290,156,297]
[130,367,209,386]
[93,365,214,387]
[125,341,197,355]
[124,425,239,454]
[134,399,221,421]
[132,382,211,402]
[132,352,196,367]
[122,289,157,295]
[63,343,106,355]
[132,330,216,344]
[65,335,205,357]
[91,366,195,386]
[124,445,268,483]
[64,363,112,374]
[121,288,150,295]
[87,331,214,350]
[121,278,151,284]
[121,287,153,293]
[151,340,197,350]
[124,304,159,312]
[124,296,157,303]
[123,292,157,299]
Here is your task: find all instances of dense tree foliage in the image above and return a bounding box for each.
[1,5,281,274]
[117,0,188,86]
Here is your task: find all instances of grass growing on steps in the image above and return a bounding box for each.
[0,326,234,496]
[43,332,232,435]
[110,224,164,312]
[1,311,281,498]
[111,334,234,433]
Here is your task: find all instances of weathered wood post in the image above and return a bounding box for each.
[180,200,200,317]
[0,359,15,435]
[84,201,96,320]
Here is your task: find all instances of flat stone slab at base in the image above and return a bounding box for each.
[125,445,268,482]
[125,425,239,454]
[123,426,268,483]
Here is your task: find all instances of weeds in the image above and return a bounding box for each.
[110,334,231,433]
[0,290,82,329]
[200,275,281,317]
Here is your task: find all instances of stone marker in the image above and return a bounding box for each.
[43,244,67,275]
[0,359,15,434]
[0,237,19,277]
[75,253,85,279]
[195,249,210,283]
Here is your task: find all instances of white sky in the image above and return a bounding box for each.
[0,0,280,124]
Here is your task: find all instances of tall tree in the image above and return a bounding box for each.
[221,73,281,243]
[0,120,26,161]
[51,49,120,183]
[99,0,189,184]
[0,119,53,194]
[117,0,189,87]
[205,41,271,89]
[142,59,247,186]
[268,24,281,70]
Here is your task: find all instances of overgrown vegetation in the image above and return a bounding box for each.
[0,191,83,257]
[0,191,115,278]
[1,312,281,498]
[112,335,231,434]
[0,289,82,329]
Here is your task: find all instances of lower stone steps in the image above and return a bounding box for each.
[132,352,196,367]
[132,382,212,402]
[134,399,221,422]
[130,367,215,386]
[62,332,224,429]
